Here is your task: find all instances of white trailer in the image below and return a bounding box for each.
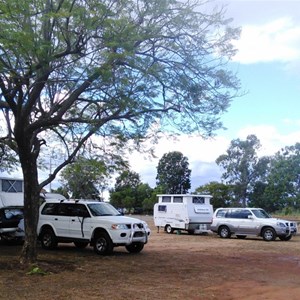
[154,194,213,234]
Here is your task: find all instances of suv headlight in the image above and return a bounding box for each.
[277,222,286,228]
[111,224,128,230]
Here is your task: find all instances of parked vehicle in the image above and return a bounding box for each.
[0,206,24,242]
[211,207,298,241]
[0,180,25,242]
[37,199,151,254]
[0,177,66,242]
[153,194,213,234]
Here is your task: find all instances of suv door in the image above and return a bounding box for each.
[67,204,91,239]
[235,209,255,234]
[40,203,69,237]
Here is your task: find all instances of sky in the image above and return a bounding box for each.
[128,0,300,192]
[1,0,300,196]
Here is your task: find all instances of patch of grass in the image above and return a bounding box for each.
[26,265,51,276]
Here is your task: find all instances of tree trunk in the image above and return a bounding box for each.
[19,155,40,265]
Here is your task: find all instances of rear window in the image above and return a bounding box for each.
[193,197,205,204]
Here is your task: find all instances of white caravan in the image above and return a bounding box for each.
[154,194,213,234]
[0,177,65,241]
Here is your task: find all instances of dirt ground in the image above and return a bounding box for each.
[1,215,300,300]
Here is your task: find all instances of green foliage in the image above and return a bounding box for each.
[26,266,50,276]
[60,157,109,199]
[263,143,300,210]
[0,143,19,172]
[156,151,191,194]
[195,181,234,209]
[216,135,270,207]
[110,170,153,212]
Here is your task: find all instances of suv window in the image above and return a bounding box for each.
[41,203,59,215]
[216,209,227,218]
[41,203,90,217]
[227,209,251,219]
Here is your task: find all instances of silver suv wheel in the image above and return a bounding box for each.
[219,226,231,238]
[262,227,276,241]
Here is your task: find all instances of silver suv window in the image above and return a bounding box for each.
[250,209,271,218]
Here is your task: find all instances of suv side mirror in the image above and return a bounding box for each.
[248,215,253,219]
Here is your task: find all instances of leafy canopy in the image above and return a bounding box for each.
[156,151,191,194]
[0,0,240,264]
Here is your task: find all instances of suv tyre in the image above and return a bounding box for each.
[40,228,58,249]
[93,232,113,255]
[262,227,276,241]
[219,226,231,238]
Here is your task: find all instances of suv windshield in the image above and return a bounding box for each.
[251,209,271,218]
[87,203,121,216]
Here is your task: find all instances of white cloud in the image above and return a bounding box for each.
[237,124,300,156]
[129,125,300,190]
[233,17,300,64]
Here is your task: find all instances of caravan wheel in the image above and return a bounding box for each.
[165,225,174,234]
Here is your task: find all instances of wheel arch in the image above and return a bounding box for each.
[91,227,111,244]
[38,224,56,238]
[260,225,275,237]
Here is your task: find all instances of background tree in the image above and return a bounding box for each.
[156,151,191,194]
[0,144,19,172]
[60,157,112,200]
[216,135,270,207]
[110,170,141,210]
[110,170,153,212]
[262,143,300,211]
[0,0,240,264]
[195,181,234,208]
[247,181,275,211]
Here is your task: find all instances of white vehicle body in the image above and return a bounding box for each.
[154,194,213,234]
[37,199,151,254]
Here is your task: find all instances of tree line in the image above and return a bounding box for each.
[56,134,300,214]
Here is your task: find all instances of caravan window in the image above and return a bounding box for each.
[161,196,171,203]
[173,196,183,203]
[192,197,205,204]
[2,180,23,192]
[158,205,167,212]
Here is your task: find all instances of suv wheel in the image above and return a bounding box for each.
[262,227,276,241]
[218,226,231,238]
[165,225,173,234]
[93,232,113,255]
[40,228,57,250]
[125,242,144,253]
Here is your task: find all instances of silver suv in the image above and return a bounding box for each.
[211,207,297,241]
[37,199,151,254]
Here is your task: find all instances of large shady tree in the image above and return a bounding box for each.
[0,0,240,264]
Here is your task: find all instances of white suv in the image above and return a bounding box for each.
[211,207,297,241]
[37,199,151,254]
